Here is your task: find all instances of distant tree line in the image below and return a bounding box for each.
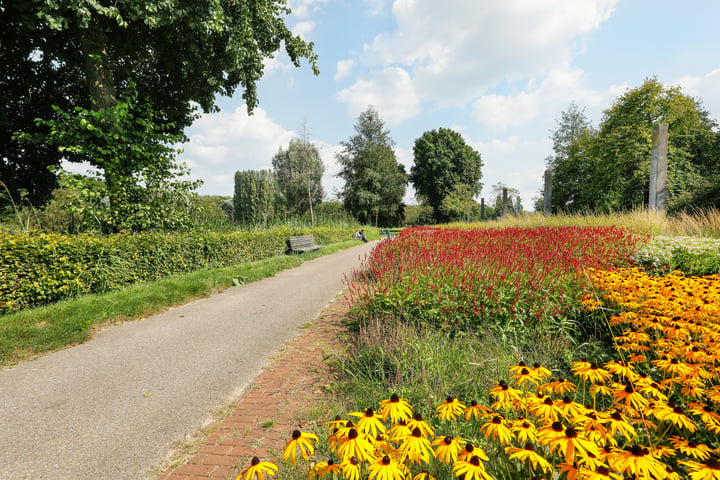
[544,77,720,213]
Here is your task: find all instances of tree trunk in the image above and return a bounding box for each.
[81,27,116,112]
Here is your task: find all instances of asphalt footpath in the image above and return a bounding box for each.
[0,240,377,480]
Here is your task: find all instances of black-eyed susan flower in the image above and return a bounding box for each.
[367,455,405,480]
[283,430,319,465]
[406,413,434,438]
[464,399,492,421]
[604,360,638,382]
[679,457,720,480]
[431,435,463,464]
[489,380,523,408]
[511,418,537,444]
[581,465,622,480]
[319,459,342,478]
[458,442,489,462]
[607,444,668,479]
[548,377,577,395]
[324,415,346,435]
[480,415,513,445]
[340,456,361,480]
[530,395,562,422]
[537,421,566,447]
[602,410,636,443]
[661,403,697,432]
[510,363,539,387]
[572,360,612,385]
[556,462,579,480]
[350,407,387,437]
[549,425,600,466]
[387,420,411,443]
[336,428,375,462]
[452,455,493,480]
[669,436,713,460]
[398,427,432,464]
[436,396,465,421]
[555,395,585,419]
[505,441,553,473]
[238,456,278,480]
[530,361,552,382]
[612,382,649,411]
[379,394,413,424]
[412,470,435,480]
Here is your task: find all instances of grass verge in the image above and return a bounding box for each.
[0,237,373,368]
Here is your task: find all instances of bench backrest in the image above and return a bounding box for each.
[288,235,316,249]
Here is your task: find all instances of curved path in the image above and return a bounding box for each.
[0,241,377,480]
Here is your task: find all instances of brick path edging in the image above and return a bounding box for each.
[154,296,350,480]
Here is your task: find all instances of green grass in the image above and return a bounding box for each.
[0,237,370,368]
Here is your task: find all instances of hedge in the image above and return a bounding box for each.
[0,226,355,314]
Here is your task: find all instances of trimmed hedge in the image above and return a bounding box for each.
[0,226,354,314]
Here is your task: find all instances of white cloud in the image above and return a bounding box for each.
[677,68,720,123]
[180,106,346,198]
[334,59,355,80]
[356,0,617,107]
[292,20,316,37]
[336,67,421,125]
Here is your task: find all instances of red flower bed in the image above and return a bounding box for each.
[349,226,646,327]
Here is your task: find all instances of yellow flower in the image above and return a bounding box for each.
[607,444,668,479]
[480,415,513,445]
[602,410,636,443]
[612,382,649,411]
[336,428,375,462]
[412,470,436,480]
[505,442,553,473]
[464,399,492,421]
[379,394,414,424]
[406,413,434,438]
[511,418,537,444]
[238,457,278,480]
[549,425,600,465]
[669,436,713,460]
[580,465,623,480]
[340,456,361,480]
[679,457,720,480]
[367,455,405,480]
[398,427,433,464]
[659,402,697,432]
[452,455,493,480]
[283,430,319,465]
[431,435,463,464]
[458,442,489,462]
[350,407,387,437]
[436,396,465,421]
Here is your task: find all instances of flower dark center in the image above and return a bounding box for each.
[674,405,684,414]
[328,459,335,466]
[350,456,359,466]
[611,411,622,420]
[524,441,535,451]
[382,456,391,465]
[365,408,375,417]
[470,400,478,407]
[551,421,564,432]
[629,445,647,457]
[413,413,423,421]
[590,362,599,369]
[465,443,474,452]
[470,455,481,466]
[348,428,358,440]
[520,368,529,375]
[292,430,301,440]
[522,421,530,428]
[492,416,502,424]
[533,362,541,368]
[446,395,455,403]
[562,396,572,404]
[543,397,554,405]
[443,436,453,445]
[625,384,634,394]
[346,420,355,428]
[518,361,526,367]
[411,427,422,437]
[688,440,698,448]
[597,466,609,475]
[566,426,578,438]
[390,393,400,402]
[706,458,720,470]
[251,456,260,466]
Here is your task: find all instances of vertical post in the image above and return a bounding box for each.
[502,187,508,217]
[544,169,553,214]
[480,198,485,220]
[649,123,669,213]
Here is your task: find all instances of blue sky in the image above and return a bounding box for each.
[179,0,720,210]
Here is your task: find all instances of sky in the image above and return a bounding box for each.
[164,1,720,210]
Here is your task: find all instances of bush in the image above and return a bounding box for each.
[0,225,354,313]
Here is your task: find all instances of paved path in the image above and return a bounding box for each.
[0,241,376,480]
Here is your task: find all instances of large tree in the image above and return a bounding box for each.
[546,102,598,212]
[336,106,408,226]
[2,0,318,218]
[272,137,324,225]
[233,169,276,226]
[410,128,483,223]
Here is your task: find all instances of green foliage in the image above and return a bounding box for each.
[272,138,324,224]
[233,169,277,226]
[4,0,318,205]
[410,128,483,223]
[0,225,354,314]
[439,184,476,222]
[548,78,720,212]
[337,106,408,226]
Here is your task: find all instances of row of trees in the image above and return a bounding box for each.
[545,78,720,212]
[233,106,487,227]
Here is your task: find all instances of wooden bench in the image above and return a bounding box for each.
[287,234,323,253]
